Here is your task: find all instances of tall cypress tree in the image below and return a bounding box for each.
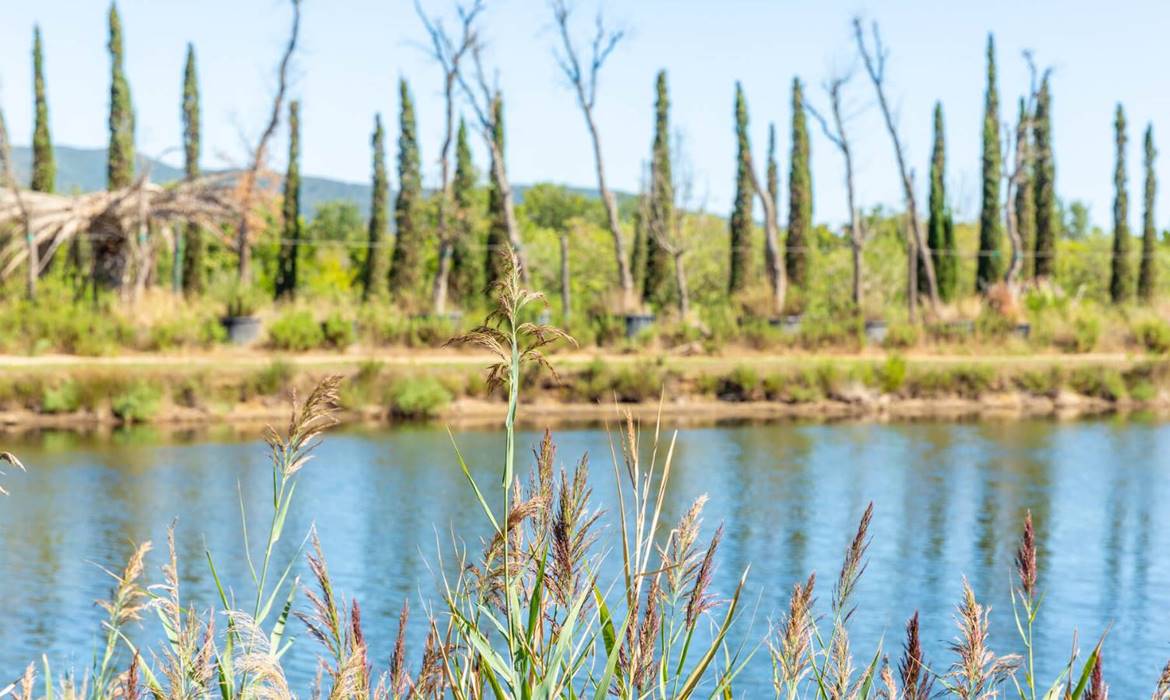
[976,34,1002,291]
[449,119,481,305]
[362,114,389,302]
[180,43,203,295]
[106,3,134,189]
[31,26,54,193]
[765,123,780,292]
[275,100,302,300]
[1139,124,1158,301]
[728,83,754,294]
[389,79,423,301]
[926,102,956,301]
[630,195,648,296]
[1032,76,1056,280]
[644,70,674,308]
[484,96,511,291]
[1110,104,1132,304]
[1014,98,1036,279]
[786,77,811,294]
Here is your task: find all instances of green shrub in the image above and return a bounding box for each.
[111,382,162,423]
[797,315,863,350]
[248,360,294,398]
[147,314,226,351]
[1068,367,1126,400]
[1129,380,1157,402]
[1133,319,1170,354]
[718,365,761,401]
[41,380,80,414]
[268,310,325,351]
[1070,315,1101,353]
[975,310,1014,339]
[389,376,452,419]
[1012,367,1063,397]
[877,355,907,394]
[321,312,356,349]
[882,322,919,350]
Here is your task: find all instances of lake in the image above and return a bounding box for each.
[2,417,1169,695]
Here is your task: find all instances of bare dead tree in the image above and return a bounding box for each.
[853,17,939,320]
[1003,52,1049,288]
[550,0,635,311]
[739,122,786,315]
[456,26,530,282]
[234,0,301,284]
[417,0,484,313]
[0,103,36,300]
[807,67,867,308]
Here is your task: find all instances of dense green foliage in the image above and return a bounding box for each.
[976,34,1002,290]
[389,79,424,302]
[1110,104,1132,303]
[30,25,54,193]
[274,100,302,300]
[361,114,389,301]
[1032,76,1056,279]
[105,3,134,190]
[765,122,779,286]
[728,82,753,294]
[485,96,511,291]
[786,77,811,296]
[449,119,481,305]
[927,103,957,300]
[644,70,674,308]
[1015,99,1037,277]
[1140,124,1158,300]
[180,43,204,295]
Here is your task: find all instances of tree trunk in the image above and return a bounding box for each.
[431,74,458,314]
[907,219,918,322]
[559,232,571,325]
[24,227,38,301]
[744,154,786,315]
[583,113,634,311]
[673,252,689,317]
[851,240,862,308]
[486,136,528,283]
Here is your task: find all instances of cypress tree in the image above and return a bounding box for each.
[728,82,753,294]
[484,96,511,291]
[275,100,302,300]
[786,77,811,293]
[31,25,54,193]
[449,118,481,305]
[643,70,674,308]
[106,3,134,190]
[1032,76,1056,279]
[361,114,389,302]
[630,195,648,295]
[765,123,780,292]
[926,102,956,301]
[1014,98,1036,279]
[1139,124,1158,301]
[1110,104,1132,304]
[389,79,424,301]
[976,34,1002,291]
[180,43,204,295]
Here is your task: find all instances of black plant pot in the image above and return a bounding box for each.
[864,319,888,345]
[1014,322,1032,339]
[624,313,656,338]
[221,316,262,346]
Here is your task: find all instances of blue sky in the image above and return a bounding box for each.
[1,0,1168,228]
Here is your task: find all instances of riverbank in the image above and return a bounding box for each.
[1,348,1167,432]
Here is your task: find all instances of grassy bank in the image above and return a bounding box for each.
[2,351,1169,429]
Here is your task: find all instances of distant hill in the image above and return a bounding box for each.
[10,145,627,220]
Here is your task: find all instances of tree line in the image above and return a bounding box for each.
[3,1,1164,319]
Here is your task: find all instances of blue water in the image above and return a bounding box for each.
[1,417,1168,695]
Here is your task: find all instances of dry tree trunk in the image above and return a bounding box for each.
[551,0,634,311]
[419,0,484,314]
[743,150,786,315]
[236,0,301,285]
[853,17,939,319]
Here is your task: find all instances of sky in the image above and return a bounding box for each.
[1,0,1169,229]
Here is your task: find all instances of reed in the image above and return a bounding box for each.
[4,256,1169,699]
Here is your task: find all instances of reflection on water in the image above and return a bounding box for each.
[2,417,1170,695]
